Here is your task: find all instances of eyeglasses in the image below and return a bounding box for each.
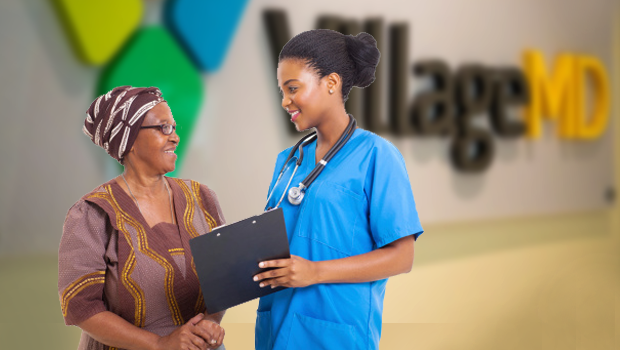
[140,124,177,135]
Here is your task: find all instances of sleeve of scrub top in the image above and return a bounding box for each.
[367,141,424,247]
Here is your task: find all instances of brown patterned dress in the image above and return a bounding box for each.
[58,178,226,350]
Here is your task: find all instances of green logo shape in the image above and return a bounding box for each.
[52,0,143,65]
[98,26,204,177]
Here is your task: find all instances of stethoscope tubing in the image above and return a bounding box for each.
[275,163,299,209]
[264,136,314,209]
[266,115,357,209]
[301,116,356,188]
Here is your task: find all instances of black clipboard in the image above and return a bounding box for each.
[189,208,290,314]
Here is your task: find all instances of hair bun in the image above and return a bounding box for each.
[345,32,381,88]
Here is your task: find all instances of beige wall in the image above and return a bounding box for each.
[0,0,616,256]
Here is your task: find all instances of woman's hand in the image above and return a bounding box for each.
[254,255,319,288]
[156,313,214,350]
[253,236,414,288]
[195,318,225,349]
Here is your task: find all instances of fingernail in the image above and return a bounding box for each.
[259,283,264,288]
[211,339,217,344]
[271,285,275,289]
[259,262,264,268]
[253,276,258,281]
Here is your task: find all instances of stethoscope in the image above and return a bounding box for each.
[265,114,357,210]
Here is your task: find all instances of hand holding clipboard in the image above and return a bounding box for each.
[253,255,318,289]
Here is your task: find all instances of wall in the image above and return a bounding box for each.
[0,0,616,255]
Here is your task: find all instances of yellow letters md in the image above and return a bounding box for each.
[523,50,610,139]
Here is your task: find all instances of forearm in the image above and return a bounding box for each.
[78,311,160,350]
[315,235,414,284]
[256,235,414,289]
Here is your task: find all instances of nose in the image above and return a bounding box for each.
[169,128,180,144]
[281,95,292,111]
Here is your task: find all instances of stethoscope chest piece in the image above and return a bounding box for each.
[288,186,305,205]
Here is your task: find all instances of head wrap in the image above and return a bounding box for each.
[84,86,165,163]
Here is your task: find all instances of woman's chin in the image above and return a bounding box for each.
[164,163,176,174]
[294,122,310,133]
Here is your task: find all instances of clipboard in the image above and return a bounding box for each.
[189,208,290,314]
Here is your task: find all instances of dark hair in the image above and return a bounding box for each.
[279,29,380,102]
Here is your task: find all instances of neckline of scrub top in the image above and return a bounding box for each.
[302,128,362,172]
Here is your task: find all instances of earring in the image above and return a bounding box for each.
[329,89,334,94]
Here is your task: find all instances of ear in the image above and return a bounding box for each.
[324,72,342,95]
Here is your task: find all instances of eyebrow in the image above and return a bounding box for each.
[283,79,299,86]
[155,118,175,124]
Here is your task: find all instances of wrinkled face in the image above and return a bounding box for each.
[127,102,180,174]
[277,59,332,132]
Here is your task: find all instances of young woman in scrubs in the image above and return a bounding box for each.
[254,29,423,350]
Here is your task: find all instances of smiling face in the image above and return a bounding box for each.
[277,59,336,132]
[125,102,180,175]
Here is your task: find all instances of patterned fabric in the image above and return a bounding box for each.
[84,86,165,163]
[58,178,225,350]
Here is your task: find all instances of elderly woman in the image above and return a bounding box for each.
[58,86,226,350]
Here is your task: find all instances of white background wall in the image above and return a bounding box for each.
[0,0,616,256]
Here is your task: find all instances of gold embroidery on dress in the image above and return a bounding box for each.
[169,248,185,256]
[174,179,212,314]
[104,185,185,326]
[61,271,105,316]
[189,180,212,313]
[174,179,199,238]
[192,255,205,314]
[88,191,146,327]
[191,180,217,229]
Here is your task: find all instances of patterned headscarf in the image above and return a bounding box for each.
[84,86,165,164]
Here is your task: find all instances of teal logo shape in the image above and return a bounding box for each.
[165,0,249,72]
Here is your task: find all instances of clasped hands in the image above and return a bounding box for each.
[253,254,319,288]
[157,313,224,350]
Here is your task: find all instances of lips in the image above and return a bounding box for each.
[164,148,177,158]
[289,110,300,122]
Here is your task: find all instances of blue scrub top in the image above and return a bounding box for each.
[256,129,423,350]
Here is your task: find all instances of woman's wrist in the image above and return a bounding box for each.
[151,334,166,350]
[200,317,219,325]
[152,336,162,350]
[313,260,325,285]
[203,310,225,325]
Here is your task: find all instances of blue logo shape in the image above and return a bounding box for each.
[165,0,249,72]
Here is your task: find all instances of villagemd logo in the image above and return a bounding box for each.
[263,9,611,173]
[52,0,248,176]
